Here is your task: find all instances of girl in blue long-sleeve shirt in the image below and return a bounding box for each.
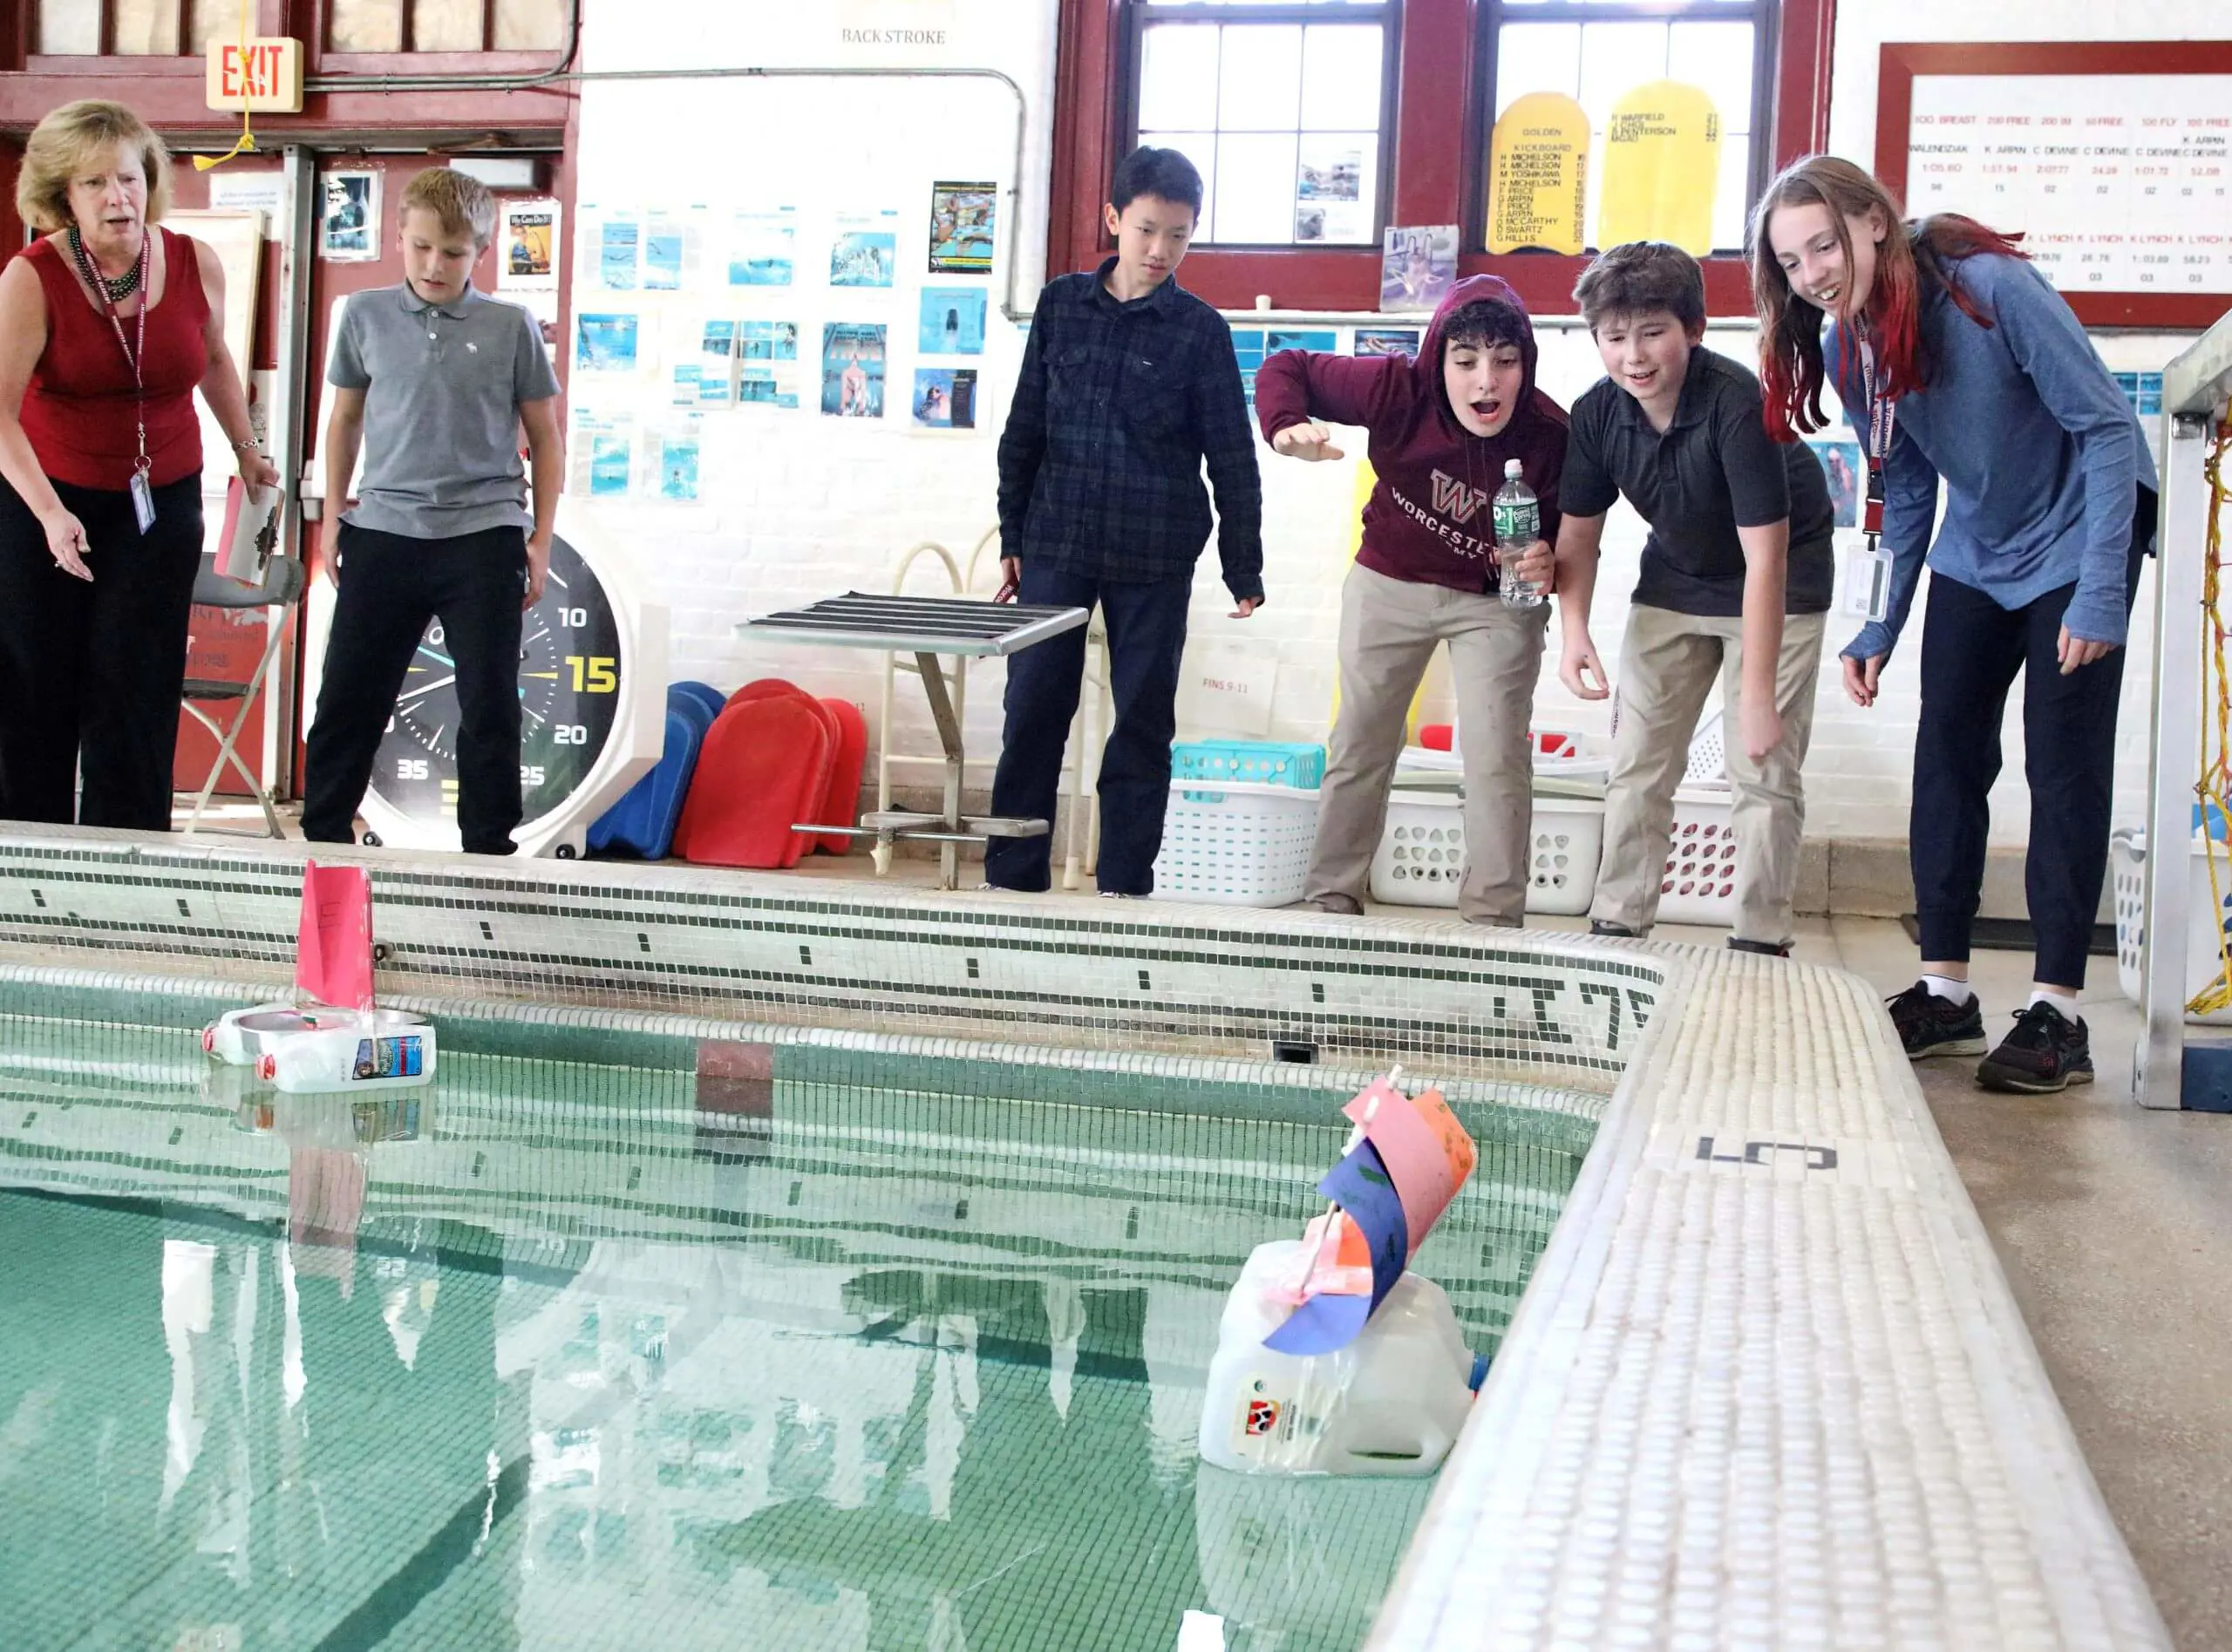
[1752,154,2155,1094]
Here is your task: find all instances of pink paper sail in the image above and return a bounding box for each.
[1342,1079,1476,1252]
[296,860,376,1014]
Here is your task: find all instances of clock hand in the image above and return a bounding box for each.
[417,647,457,669]
[397,673,459,703]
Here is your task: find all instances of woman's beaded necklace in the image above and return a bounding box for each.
[67,222,144,303]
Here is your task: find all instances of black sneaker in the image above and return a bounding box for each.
[1728,938,1791,958]
[1975,1002,2093,1093]
[1885,982,1988,1059]
[1589,920,1638,938]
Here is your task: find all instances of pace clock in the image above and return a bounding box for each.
[353,500,670,857]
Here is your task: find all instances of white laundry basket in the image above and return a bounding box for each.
[1655,785,1738,928]
[1369,791,1606,916]
[2111,827,2232,1024]
[1152,781,1320,907]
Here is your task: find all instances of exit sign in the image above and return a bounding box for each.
[205,37,303,114]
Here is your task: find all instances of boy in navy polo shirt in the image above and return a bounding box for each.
[985,146,1262,898]
[302,167,562,856]
[1551,241,1834,955]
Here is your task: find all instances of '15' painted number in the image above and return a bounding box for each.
[566,656,617,694]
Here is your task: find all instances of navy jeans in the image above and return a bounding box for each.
[984,564,1194,894]
[1911,486,2154,989]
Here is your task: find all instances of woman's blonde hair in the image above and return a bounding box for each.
[16,99,172,234]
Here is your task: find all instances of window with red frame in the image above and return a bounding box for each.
[1478,0,1779,256]
[1126,0,1398,248]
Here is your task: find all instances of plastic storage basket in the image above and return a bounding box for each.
[1656,785,1738,927]
[1170,740,1326,789]
[2111,828,2232,1024]
[1369,791,1606,916]
[1152,781,1320,907]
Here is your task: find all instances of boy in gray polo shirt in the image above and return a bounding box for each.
[302,167,561,855]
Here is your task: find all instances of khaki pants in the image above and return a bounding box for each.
[1307,563,1548,926]
[1590,605,1827,947]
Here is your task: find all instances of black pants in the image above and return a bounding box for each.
[302,523,526,854]
[984,564,1193,895]
[0,472,203,830]
[1912,486,2155,989]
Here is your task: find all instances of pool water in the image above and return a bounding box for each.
[0,1016,1586,1652]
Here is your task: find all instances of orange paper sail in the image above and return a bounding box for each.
[1343,1078,1475,1251]
[295,860,375,1014]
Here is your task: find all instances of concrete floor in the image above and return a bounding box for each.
[1790,914,2232,1652]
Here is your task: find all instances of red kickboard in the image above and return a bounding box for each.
[815,698,868,855]
[784,696,840,867]
[677,693,836,870]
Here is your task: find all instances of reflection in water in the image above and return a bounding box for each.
[0,1017,1583,1650]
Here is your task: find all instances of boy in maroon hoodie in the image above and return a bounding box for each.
[1255,276,1567,925]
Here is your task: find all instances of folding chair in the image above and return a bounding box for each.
[180,553,308,838]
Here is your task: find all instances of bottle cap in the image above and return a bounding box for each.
[1504,458,1523,475]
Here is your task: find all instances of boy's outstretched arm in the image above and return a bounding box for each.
[1253,348,1400,452]
[521,395,563,608]
[1735,518,1789,758]
[1553,511,1610,702]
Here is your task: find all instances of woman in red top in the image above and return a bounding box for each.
[0,100,277,829]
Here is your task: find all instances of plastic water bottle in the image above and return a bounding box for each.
[1494,459,1544,608]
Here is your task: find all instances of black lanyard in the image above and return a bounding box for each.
[1857,334,1893,539]
[68,229,152,480]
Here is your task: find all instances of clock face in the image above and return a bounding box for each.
[370,533,627,827]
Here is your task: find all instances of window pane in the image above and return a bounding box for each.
[412,0,483,50]
[1296,133,1376,243]
[1139,24,1221,132]
[1213,133,1300,241]
[1713,135,1752,254]
[36,0,100,53]
[1494,23,1581,118]
[189,0,237,54]
[1299,24,1382,129]
[112,0,180,53]
[1667,21,1754,137]
[1218,24,1303,132]
[329,0,404,51]
[1140,131,1217,238]
[1578,20,1668,129]
[493,0,567,49]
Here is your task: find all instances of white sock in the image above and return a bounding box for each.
[1921,973,1974,1005]
[2028,989,2079,1021]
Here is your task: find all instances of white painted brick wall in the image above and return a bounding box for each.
[568,0,2208,847]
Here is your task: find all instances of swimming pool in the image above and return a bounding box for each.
[0,1011,1588,1651]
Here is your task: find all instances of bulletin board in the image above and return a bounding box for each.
[1876,42,2232,329]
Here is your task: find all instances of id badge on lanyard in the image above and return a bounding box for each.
[1842,338,1894,624]
[78,235,156,535]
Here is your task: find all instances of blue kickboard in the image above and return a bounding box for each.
[588,685,718,860]
[671,680,727,724]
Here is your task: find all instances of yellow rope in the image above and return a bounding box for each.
[2185,404,2232,1016]
[193,0,259,173]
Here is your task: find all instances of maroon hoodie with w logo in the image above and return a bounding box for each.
[1253,274,1569,593]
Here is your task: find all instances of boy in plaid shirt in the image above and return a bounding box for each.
[985,146,1262,897]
